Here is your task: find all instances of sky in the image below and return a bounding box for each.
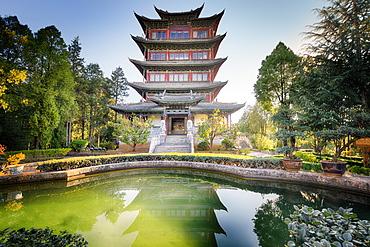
[1,0,326,122]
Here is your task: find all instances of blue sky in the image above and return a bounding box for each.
[1,0,326,122]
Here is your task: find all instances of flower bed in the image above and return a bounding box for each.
[37,153,283,172]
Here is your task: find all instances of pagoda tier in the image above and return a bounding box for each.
[131,33,226,55]
[108,101,245,116]
[129,58,227,75]
[135,10,224,34]
[149,93,205,107]
[154,4,203,20]
[127,81,227,96]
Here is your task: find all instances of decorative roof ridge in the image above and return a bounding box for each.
[194,9,224,22]
[154,4,204,19]
[129,57,227,65]
[127,81,228,85]
[131,33,226,43]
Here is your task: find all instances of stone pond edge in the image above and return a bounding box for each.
[1,161,370,195]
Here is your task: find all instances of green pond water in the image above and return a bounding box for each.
[0,168,370,247]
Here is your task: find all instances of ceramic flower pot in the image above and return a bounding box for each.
[7,165,24,175]
[282,159,303,172]
[320,160,347,178]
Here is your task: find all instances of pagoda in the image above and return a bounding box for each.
[109,4,244,145]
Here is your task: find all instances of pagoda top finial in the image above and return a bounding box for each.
[154,3,204,20]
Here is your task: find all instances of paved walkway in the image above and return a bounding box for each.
[248,150,276,158]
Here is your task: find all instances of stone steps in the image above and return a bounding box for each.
[153,135,192,153]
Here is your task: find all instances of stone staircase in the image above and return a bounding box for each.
[153,135,192,153]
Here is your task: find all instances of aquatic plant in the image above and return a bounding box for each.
[285,205,370,246]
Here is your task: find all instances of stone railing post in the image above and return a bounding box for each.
[187,120,194,153]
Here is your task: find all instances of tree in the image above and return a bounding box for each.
[0,69,26,109]
[254,42,302,158]
[197,109,228,152]
[68,36,85,141]
[298,0,370,160]
[84,63,112,146]
[254,42,302,112]
[118,115,153,151]
[238,103,275,150]
[106,66,129,122]
[27,26,75,149]
[108,67,128,105]
[304,0,370,111]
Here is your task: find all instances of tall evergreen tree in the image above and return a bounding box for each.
[254,42,302,158]
[297,0,370,159]
[68,36,86,140]
[84,63,112,146]
[0,16,33,150]
[106,66,128,122]
[27,26,75,149]
[304,0,370,111]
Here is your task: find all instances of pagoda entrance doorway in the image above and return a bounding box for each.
[168,116,188,135]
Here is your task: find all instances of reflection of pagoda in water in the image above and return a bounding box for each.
[123,177,226,246]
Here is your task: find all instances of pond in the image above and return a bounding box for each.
[0,168,370,247]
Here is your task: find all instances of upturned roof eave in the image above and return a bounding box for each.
[154,4,204,19]
[127,81,228,96]
[131,33,226,55]
[129,57,227,73]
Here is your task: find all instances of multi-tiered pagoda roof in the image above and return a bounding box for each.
[109,5,244,121]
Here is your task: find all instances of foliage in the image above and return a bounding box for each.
[237,148,251,155]
[273,106,307,159]
[27,25,76,149]
[253,199,291,247]
[0,227,88,246]
[197,109,228,152]
[0,144,5,155]
[0,69,27,110]
[197,141,210,151]
[221,139,234,150]
[254,42,302,112]
[5,153,26,166]
[106,66,129,122]
[301,162,323,173]
[348,166,370,176]
[37,153,283,172]
[83,63,113,146]
[304,0,370,111]
[297,0,370,160]
[69,140,88,152]
[118,116,153,151]
[294,151,320,163]
[5,148,71,159]
[285,205,370,247]
[315,126,370,162]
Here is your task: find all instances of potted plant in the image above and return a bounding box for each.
[315,125,370,177]
[0,146,26,175]
[274,107,306,172]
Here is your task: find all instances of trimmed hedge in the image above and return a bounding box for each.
[5,148,72,159]
[37,154,283,172]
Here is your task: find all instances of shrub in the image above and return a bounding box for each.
[348,165,370,176]
[237,148,251,155]
[69,140,88,152]
[37,154,283,172]
[0,227,88,246]
[302,162,323,173]
[294,151,320,163]
[197,141,210,151]
[100,142,113,149]
[221,139,235,150]
[5,149,72,162]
